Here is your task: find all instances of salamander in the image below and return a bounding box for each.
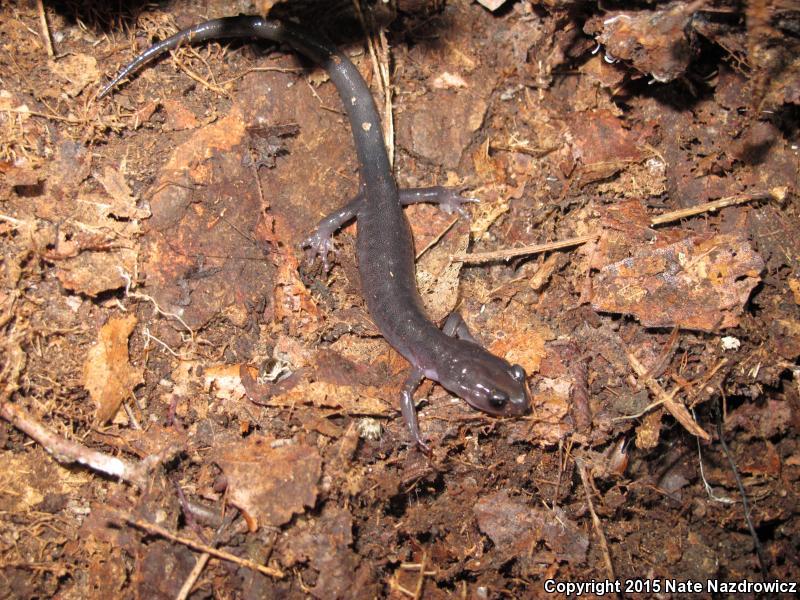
[99,15,531,453]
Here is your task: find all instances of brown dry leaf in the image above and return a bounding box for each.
[516,377,573,445]
[770,318,800,360]
[270,216,321,339]
[586,3,697,83]
[0,450,91,514]
[86,546,127,600]
[132,541,195,599]
[489,316,553,376]
[470,190,510,238]
[471,138,506,186]
[56,247,138,297]
[48,53,99,97]
[635,409,663,449]
[726,399,792,440]
[94,167,150,219]
[417,221,469,322]
[204,363,248,402]
[592,234,764,331]
[82,314,143,423]
[474,490,588,564]
[141,105,273,329]
[402,90,487,169]
[789,278,800,305]
[565,110,651,185]
[281,505,366,599]
[269,380,392,417]
[738,441,782,477]
[160,99,200,131]
[213,436,321,529]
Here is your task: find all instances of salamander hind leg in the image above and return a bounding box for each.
[400,368,431,456]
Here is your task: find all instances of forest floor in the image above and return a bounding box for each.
[1,0,798,598]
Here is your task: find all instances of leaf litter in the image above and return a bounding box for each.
[1,1,799,597]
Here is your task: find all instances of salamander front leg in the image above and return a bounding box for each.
[300,197,360,273]
[397,186,478,218]
[400,368,431,456]
[399,312,479,454]
[300,187,477,272]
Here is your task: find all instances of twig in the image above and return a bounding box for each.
[36,0,55,58]
[0,107,81,124]
[0,214,27,227]
[219,65,302,86]
[175,553,210,600]
[169,50,228,96]
[625,348,710,440]
[119,267,195,340]
[416,216,459,260]
[452,234,596,264]
[352,0,394,166]
[452,188,782,265]
[576,459,618,595]
[611,397,666,422]
[0,402,149,487]
[413,551,428,600]
[650,189,783,226]
[113,510,285,579]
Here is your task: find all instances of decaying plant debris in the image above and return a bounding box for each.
[1,0,798,597]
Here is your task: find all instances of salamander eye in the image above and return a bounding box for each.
[489,390,509,408]
[510,364,526,382]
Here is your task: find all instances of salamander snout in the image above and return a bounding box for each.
[445,350,531,417]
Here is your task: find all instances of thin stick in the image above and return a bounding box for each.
[576,459,618,595]
[413,551,428,600]
[352,0,394,166]
[0,402,148,487]
[36,0,55,58]
[170,50,228,96]
[650,189,782,226]
[625,348,711,440]
[452,234,596,264]
[416,216,459,260]
[0,107,81,124]
[0,214,27,227]
[114,511,285,579]
[175,552,210,600]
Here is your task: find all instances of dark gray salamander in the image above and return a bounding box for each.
[100,16,531,452]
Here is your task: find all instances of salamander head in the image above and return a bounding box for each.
[439,344,531,416]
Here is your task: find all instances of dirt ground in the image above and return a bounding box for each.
[1,0,799,598]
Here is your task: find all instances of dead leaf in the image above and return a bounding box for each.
[56,247,137,296]
[161,99,200,131]
[213,436,321,529]
[789,278,800,305]
[269,380,392,416]
[474,490,588,564]
[417,220,468,322]
[281,505,366,599]
[636,409,662,449]
[94,167,150,219]
[592,234,764,331]
[48,54,99,97]
[82,315,143,423]
[726,399,792,440]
